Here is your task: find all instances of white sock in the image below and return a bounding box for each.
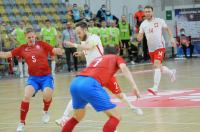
[121,93,135,109]
[162,66,173,77]
[153,68,161,91]
[18,62,23,76]
[24,63,29,76]
[51,61,56,73]
[63,99,73,118]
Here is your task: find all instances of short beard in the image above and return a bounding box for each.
[82,34,87,41]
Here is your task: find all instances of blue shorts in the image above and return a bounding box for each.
[27,74,54,93]
[70,76,116,112]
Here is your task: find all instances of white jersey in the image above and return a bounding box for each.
[81,34,104,66]
[139,18,168,52]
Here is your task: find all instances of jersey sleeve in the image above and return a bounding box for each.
[139,22,145,34]
[88,35,101,46]
[160,19,168,28]
[116,56,125,65]
[11,46,22,57]
[40,41,54,53]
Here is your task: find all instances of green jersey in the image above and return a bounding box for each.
[40,27,57,46]
[108,27,120,45]
[88,27,100,36]
[14,27,27,46]
[100,27,110,46]
[119,21,131,40]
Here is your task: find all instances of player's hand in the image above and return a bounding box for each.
[73,51,82,57]
[65,41,77,48]
[53,48,64,55]
[170,38,177,48]
[132,88,141,99]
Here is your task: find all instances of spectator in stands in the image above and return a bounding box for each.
[179,28,194,58]
[96,4,107,22]
[133,5,145,33]
[11,21,28,78]
[118,15,132,62]
[100,20,109,47]
[72,4,81,23]
[83,4,93,21]
[105,10,119,26]
[104,20,120,54]
[61,22,79,72]
[88,19,100,36]
[66,9,74,22]
[40,19,59,75]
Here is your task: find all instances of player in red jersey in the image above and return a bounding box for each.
[137,6,176,95]
[0,28,64,132]
[62,55,140,132]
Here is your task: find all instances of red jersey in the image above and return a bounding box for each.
[134,11,145,26]
[11,41,53,76]
[79,55,125,86]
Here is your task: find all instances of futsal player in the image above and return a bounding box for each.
[137,5,176,95]
[62,54,140,132]
[0,28,64,132]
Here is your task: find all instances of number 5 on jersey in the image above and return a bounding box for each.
[32,55,37,63]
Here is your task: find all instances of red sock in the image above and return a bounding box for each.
[20,101,29,124]
[103,116,120,132]
[43,99,52,112]
[62,117,78,132]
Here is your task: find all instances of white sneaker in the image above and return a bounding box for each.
[16,123,25,132]
[171,69,176,82]
[20,74,24,78]
[133,107,143,115]
[52,71,55,76]
[131,61,135,65]
[55,117,62,126]
[42,111,50,124]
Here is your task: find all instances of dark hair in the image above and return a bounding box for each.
[75,21,88,29]
[144,5,153,11]
[45,19,50,23]
[25,28,35,34]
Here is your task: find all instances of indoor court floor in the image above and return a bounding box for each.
[0,58,200,132]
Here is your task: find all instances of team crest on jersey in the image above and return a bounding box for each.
[36,45,41,49]
[112,88,200,108]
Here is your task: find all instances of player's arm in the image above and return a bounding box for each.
[64,41,95,50]
[52,48,64,55]
[164,27,176,47]
[0,51,12,58]
[119,63,140,98]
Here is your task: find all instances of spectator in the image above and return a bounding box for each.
[40,19,59,75]
[61,22,79,72]
[88,19,100,36]
[83,4,93,21]
[105,10,119,26]
[104,20,120,54]
[133,5,145,33]
[118,15,132,62]
[100,20,109,47]
[72,4,81,22]
[11,21,28,77]
[96,4,107,22]
[179,28,194,58]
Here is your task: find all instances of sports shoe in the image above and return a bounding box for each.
[20,74,24,78]
[42,111,50,124]
[16,123,25,132]
[147,88,158,95]
[55,117,62,126]
[133,107,143,115]
[170,69,176,82]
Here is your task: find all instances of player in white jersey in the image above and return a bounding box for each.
[55,21,143,127]
[137,5,176,95]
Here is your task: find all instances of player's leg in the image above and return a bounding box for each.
[55,99,73,126]
[61,108,86,132]
[24,62,29,77]
[18,58,23,78]
[41,75,54,123]
[51,56,56,75]
[162,65,176,82]
[17,85,36,132]
[103,107,121,132]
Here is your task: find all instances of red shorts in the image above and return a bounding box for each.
[149,48,166,64]
[104,76,122,94]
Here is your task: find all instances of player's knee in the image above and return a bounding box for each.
[116,94,123,99]
[154,60,161,68]
[23,95,31,102]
